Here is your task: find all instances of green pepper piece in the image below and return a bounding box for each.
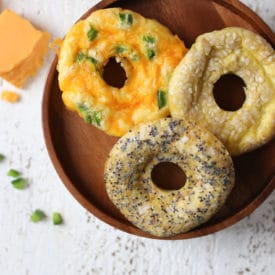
[11,178,26,189]
[77,104,102,126]
[77,103,88,113]
[116,45,126,54]
[143,35,156,59]
[119,13,133,26]
[31,209,46,223]
[77,103,93,124]
[87,25,98,41]
[7,169,21,178]
[157,90,167,109]
[146,49,156,60]
[86,56,98,66]
[0,154,5,162]
[76,52,86,63]
[53,212,63,225]
[131,54,139,61]
[84,113,93,124]
[93,111,102,126]
[143,35,156,44]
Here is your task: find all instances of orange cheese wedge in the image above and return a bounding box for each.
[0,9,50,87]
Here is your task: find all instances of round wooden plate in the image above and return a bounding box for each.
[42,0,275,239]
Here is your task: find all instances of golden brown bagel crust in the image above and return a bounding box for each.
[169,27,275,156]
[104,118,235,237]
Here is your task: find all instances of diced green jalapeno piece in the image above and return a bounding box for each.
[146,49,156,60]
[86,56,98,66]
[87,25,98,41]
[84,113,93,124]
[143,35,156,59]
[127,14,133,25]
[11,178,26,189]
[31,209,46,223]
[157,90,167,109]
[0,154,5,162]
[76,52,86,62]
[76,53,97,68]
[131,54,139,61]
[116,45,126,54]
[77,104,102,126]
[93,111,102,126]
[119,13,126,22]
[7,169,21,178]
[119,13,133,26]
[53,212,63,225]
[166,73,172,81]
[143,35,156,44]
[77,103,88,113]
[77,103,93,124]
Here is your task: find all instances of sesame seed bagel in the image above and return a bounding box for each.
[57,8,187,136]
[169,27,275,156]
[104,118,235,237]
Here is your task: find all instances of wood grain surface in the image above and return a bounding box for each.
[42,0,275,239]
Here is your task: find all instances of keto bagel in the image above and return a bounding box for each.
[104,118,235,237]
[169,27,275,156]
[58,8,187,136]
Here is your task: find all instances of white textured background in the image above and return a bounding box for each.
[0,1,274,274]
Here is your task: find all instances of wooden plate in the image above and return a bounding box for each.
[42,0,275,239]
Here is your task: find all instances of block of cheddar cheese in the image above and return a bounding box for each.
[0,9,50,87]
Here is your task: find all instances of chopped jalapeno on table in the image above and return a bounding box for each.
[11,178,26,189]
[0,154,5,162]
[53,212,63,225]
[31,209,46,223]
[7,169,21,178]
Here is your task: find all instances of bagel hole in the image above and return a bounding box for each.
[151,162,186,190]
[213,74,246,111]
[102,57,127,88]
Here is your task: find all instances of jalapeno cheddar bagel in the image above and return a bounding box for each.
[57,8,187,136]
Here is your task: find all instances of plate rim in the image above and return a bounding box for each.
[42,0,275,240]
